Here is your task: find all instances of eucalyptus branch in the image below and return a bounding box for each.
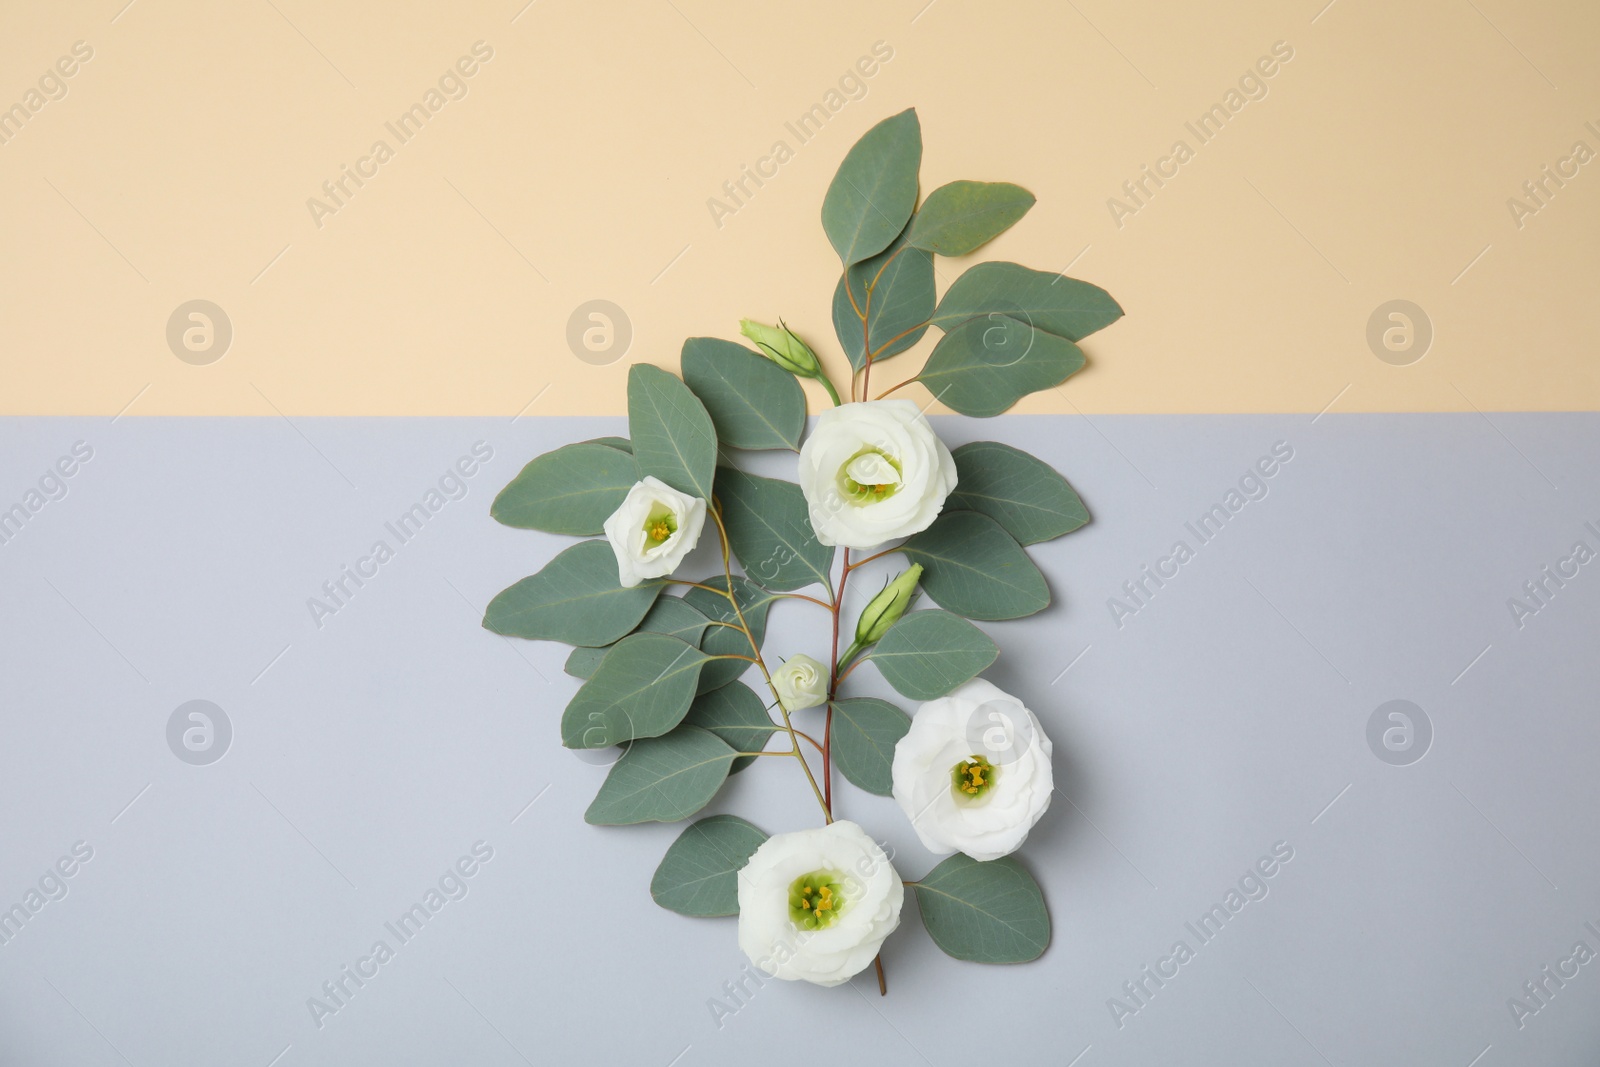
[709,500,833,822]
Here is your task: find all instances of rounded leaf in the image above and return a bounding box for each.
[716,468,834,592]
[650,815,769,916]
[629,364,718,500]
[685,681,776,774]
[907,181,1035,257]
[828,698,911,796]
[682,337,805,451]
[491,443,641,535]
[913,854,1050,963]
[584,726,737,826]
[947,441,1089,545]
[918,315,1084,418]
[561,633,711,748]
[869,610,998,700]
[900,512,1050,621]
[483,540,663,646]
[821,108,922,267]
[930,261,1124,342]
[564,597,712,680]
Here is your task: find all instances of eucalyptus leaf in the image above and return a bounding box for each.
[581,436,633,454]
[946,441,1089,545]
[869,610,998,700]
[564,597,712,680]
[685,576,779,693]
[560,633,712,748]
[483,540,663,646]
[490,443,640,535]
[681,337,805,451]
[584,725,737,825]
[831,231,935,371]
[913,855,1050,963]
[821,108,922,267]
[907,181,1035,257]
[918,315,1084,418]
[628,364,718,500]
[828,698,910,796]
[901,512,1050,621]
[685,681,776,774]
[715,468,834,592]
[650,815,769,916]
[930,261,1123,341]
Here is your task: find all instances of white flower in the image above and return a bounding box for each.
[737,820,903,987]
[891,678,1053,862]
[772,654,828,712]
[797,399,957,550]
[601,476,706,587]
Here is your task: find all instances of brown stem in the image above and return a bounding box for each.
[875,375,917,400]
[709,500,832,821]
[873,955,887,995]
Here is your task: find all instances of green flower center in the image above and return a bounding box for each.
[642,505,678,546]
[837,447,903,505]
[788,870,847,929]
[952,754,997,801]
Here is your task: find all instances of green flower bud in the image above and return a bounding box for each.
[855,564,923,646]
[740,318,822,377]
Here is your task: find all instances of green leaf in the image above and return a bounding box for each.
[490,443,641,535]
[946,441,1089,546]
[821,108,922,267]
[581,436,633,454]
[869,610,998,700]
[918,315,1084,418]
[828,698,910,796]
[930,262,1123,341]
[715,468,834,592]
[560,633,711,748]
[628,364,718,500]
[650,815,769,916]
[685,680,777,774]
[584,726,737,825]
[483,540,663,646]
[901,512,1050,621]
[680,337,806,451]
[831,231,935,371]
[563,597,711,680]
[685,576,779,692]
[907,181,1035,257]
[913,855,1050,963]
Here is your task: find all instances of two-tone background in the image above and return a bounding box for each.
[3,1,1598,1064]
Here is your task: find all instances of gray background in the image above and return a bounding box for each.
[0,412,1595,1066]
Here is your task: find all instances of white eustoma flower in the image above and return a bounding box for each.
[737,820,903,987]
[797,399,957,550]
[772,654,828,712]
[601,476,706,587]
[891,678,1053,862]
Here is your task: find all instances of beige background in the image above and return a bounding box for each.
[0,0,1594,416]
